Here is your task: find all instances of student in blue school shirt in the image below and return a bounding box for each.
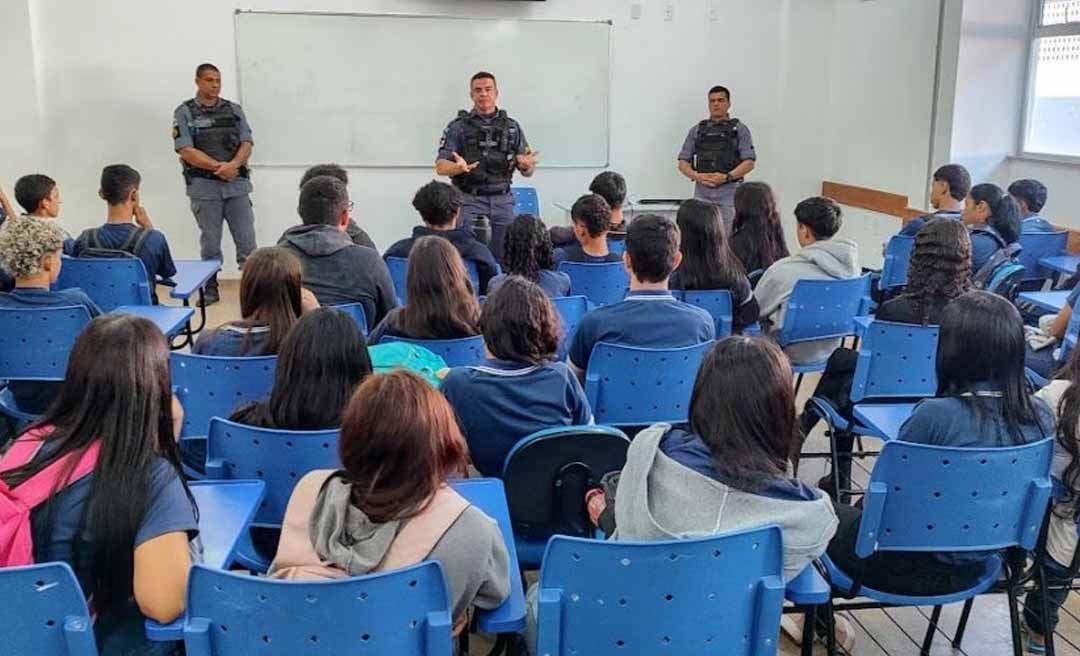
[441,276,592,477]
[1009,178,1055,233]
[961,182,1022,273]
[13,173,75,254]
[0,217,102,414]
[567,214,716,378]
[899,163,970,237]
[73,164,177,303]
[553,194,624,264]
[487,214,570,298]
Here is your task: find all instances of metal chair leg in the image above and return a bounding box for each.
[1039,562,1057,656]
[801,606,816,656]
[952,598,974,649]
[1007,572,1024,656]
[824,601,837,656]
[795,372,805,395]
[920,605,941,656]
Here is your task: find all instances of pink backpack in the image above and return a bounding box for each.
[0,428,101,567]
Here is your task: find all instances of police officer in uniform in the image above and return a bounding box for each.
[677,85,757,230]
[435,71,539,263]
[173,62,257,304]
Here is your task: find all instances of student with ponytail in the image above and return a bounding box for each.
[962,182,1022,272]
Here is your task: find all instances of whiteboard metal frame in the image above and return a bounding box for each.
[233,8,613,169]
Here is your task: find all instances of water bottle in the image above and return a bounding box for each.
[471,214,492,246]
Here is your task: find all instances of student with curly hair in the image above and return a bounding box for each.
[488,214,570,298]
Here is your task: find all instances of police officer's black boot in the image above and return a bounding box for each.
[203,274,221,306]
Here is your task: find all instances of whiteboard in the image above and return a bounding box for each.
[235,11,611,168]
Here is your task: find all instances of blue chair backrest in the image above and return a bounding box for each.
[512,186,540,216]
[607,238,626,257]
[56,258,151,310]
[1063,304,1080,363]
[551,295,590,361]
[1018,231,1068,282]
[850,321,938,403]
[986,262,1027,301]
[170,353,277,438]
[183,563,453,656]
[557,261,629,307]
[0,562,96,656]
[880,235,916,290]
[854,439,1053,558]
[778,274,872,346]
[536,528,785,656]
[383,335,485,367]
[672,289,733,338]
[584,341,711,426]
[331,302,368,335]
[0,306,92,380]
[205,417,339,526]
[385,256,409,304]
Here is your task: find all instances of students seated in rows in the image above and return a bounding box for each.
[0,217,102,414]
[194,247,317,356]
[74,164,177,303]
[568,214,715,377]
[488,214,570,298]
[550,171,629,250]
[13,173,74,254]
[899,163,970,236]
[554,194,622,264]
[384,180,499,293]
[730,181,789,275]
[754,196,859,365]
[270,370,511,636]
[1009,178,1054,233]
[278,175,396,330]
[963,182,1022,273]
[826,291,1053,597]
[368,236,481,344]
[299,163,377,249]
[670,199,759,332]
[0,315,195,652]
[442,276,592,476]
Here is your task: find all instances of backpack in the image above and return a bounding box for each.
[973,241,1024,299]
[368,342,449,388]
[80,227,150,260]
[0,428,100,567]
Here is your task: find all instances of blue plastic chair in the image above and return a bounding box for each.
[1018,231,1068,283]
[822,438,1054,656]
[330,302,369,335]
[382,335,485,367]
[777,274,872,383]
[557,261,629,307]
[551,295,590,361]
[880,234,916,291]
[385,256,482,302]
[584,341,711,427]
[0,306,92,421]
[511,186,540,216]
[0,562,97,655]
[55,258,151,310]
[672,289,734,338]
[501,425,630,568]
[536,528,785,656]
[170,353,277,439]
[607,237,626,257]
[182,562,453,656]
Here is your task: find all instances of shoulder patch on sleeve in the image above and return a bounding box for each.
[172,124,180,140]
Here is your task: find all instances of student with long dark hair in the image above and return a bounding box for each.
[730,181,789,274]
[368,236,481,344]
[0,315,196,654]
[488,214,571,298]
[826,291,1053,596]
[963,182,1022,273]
[442,276,592,477]
[231,308,373,430]
[194,247,316,356]
[670,198,759,332]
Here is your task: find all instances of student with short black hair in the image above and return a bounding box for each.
[298,163,377,249]
[73,164,177,303]
[567,214,715,377]
[442,276,592,476]
[963,182,1022,273]
[1009,178,1054,233]
[589,170,628,234]
[384,180,499,293]
[554,193,622,264]
[488,214,570,298]
[754,196,859,365]
[12,174,74,255]
[368,236,481,344]
[900,163,971,236]
[730,181,789,274]
[670,199,759,332]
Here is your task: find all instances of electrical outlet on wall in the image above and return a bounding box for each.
[663,3,675,21]
[630,3,642,20]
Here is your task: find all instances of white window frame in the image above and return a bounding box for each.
[1019,0,1080,164]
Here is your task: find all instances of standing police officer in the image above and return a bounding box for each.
[435,71,539,263]
[173,62,257,304]
[677,85,757,230]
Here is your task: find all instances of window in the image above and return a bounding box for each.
[1023,0,1080,158]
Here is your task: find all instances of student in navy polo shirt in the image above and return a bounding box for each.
[488,214,570,298]
[1009,178,1055,233]
[73,164,177,303]
[567,214,715,378]
[553,194,623,264]
[0,217,102,414]
[899,163,970,237]
[962,183,1022,273]
[441,276,592,477]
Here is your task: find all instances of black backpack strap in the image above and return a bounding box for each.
[87,229,102,250]
[120,227,150,255]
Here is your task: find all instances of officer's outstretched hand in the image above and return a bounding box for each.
[516,151,540,172]
[452,152,480,175]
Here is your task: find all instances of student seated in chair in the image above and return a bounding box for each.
[567,214,715,379]
[487,214,571,298]
[730,181,789,275]
[899,163,970,237]
[298,163,377,249]
[1024,283,1080,381]
[553,194,623,264]
[384,180,499,294]
[0,217,102,414]
[13,173,74,254]
[73,164,177,304]
[963,183,1022,274]
[753,196,859,365]
[552,171,630,250]
[1009,178,1054,233]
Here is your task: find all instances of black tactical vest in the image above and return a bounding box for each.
[452,110,517,196]
[693,118,742,174]
[181,99,248,182]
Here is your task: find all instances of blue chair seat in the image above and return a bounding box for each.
[55,258,152,310]
[823,552,1002,607]
[330,302,369,335]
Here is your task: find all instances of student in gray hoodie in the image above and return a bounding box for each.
[753,196,859,365]
[278,176,397,331]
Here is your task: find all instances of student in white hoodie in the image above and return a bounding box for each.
[754,196,860,365]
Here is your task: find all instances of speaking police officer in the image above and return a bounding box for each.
[435,71,539,263]
[677,85,757,231]
[173,62,257,305]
